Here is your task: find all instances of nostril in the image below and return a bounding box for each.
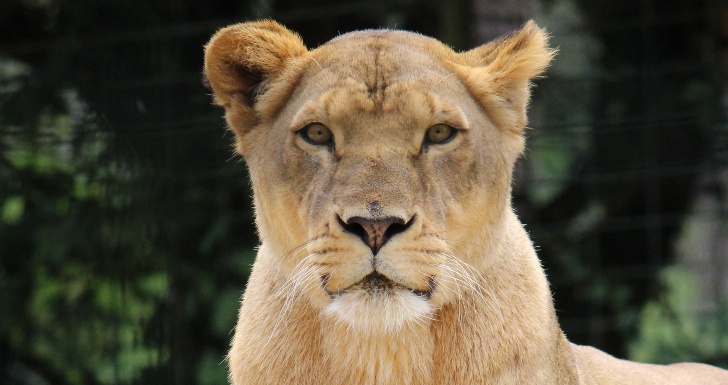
[384,215,415,241]
[337,214,416,254]
[336,215,368,242]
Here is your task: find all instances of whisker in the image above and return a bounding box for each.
[280,232,330,261]
[434,270,479,314]
[439,253,505,325]
[264,263,322,354]
[274,253,320,298]
[311,57,332,84]
[414,248,505,325]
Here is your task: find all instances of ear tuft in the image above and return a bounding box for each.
[455,21,557,134]
[204,20,308,108]
[461,20,556,81]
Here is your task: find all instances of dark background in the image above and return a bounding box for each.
[1,0,727,384]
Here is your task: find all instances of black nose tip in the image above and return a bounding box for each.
[337,215,415,254]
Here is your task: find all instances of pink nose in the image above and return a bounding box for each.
[338,215,414,254]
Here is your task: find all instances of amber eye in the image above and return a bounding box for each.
[300,123,333,146]
[425,124,456,144]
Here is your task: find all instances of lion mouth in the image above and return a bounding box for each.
[322,271,434,299]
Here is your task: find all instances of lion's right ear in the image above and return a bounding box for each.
[454,21,556,136]
[204,20,307,139]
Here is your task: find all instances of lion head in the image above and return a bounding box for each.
[204,20,555,334]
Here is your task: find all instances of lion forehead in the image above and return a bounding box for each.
[290,80,468,129]
[304,31,458,94]
[286,42,474,134]
[323,29,455,61]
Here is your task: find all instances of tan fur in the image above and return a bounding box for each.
[204,20,728,385]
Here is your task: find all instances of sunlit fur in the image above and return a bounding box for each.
[204,20,728,385]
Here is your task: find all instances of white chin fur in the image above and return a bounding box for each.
[324,289,433,334]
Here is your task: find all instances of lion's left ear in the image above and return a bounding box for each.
[204,20,308,151]
[454,21,556,135]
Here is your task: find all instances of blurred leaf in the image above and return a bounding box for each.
[211,289,241,338]
[2,196,24,224]
[629,266,728,366]
[196,350,228,385]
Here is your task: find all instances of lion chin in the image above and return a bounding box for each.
[324,272,435,333]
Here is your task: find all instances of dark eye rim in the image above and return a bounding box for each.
[423,123,459,146]
[298,123,334,147]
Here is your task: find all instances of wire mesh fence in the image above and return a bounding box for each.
[1,0,727,384]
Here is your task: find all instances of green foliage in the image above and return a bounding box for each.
[630,267,728,366]
[27,268,169,384]
[2,0,727,383]
[527,133,589,206]
[0,90,170,384]
[0,26,257,380]
[2,195,24,224]
[196,349,230,385]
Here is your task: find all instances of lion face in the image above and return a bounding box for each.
[204,21,554,333]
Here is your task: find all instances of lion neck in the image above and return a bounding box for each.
[431,210,578,384]
[320,320,434,385]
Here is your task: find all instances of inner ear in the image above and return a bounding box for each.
[237,66,265,107]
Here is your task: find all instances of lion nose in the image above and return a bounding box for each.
[338,215,414,254]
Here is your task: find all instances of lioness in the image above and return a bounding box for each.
[203,20,728,385]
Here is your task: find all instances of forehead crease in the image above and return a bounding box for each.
[312,37,444,90]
